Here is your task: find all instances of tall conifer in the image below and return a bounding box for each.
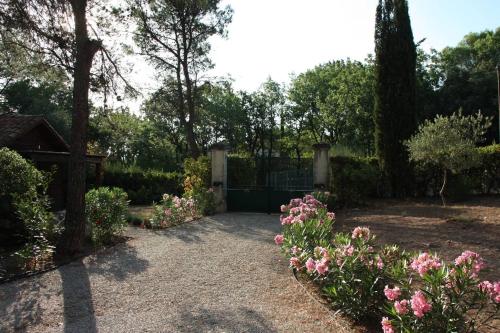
[374,0,417,196]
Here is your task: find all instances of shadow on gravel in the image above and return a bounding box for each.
[0,241,149,333]
[174,306,276,332]
[61,242,149,332]
[155,213,281,244]
[61,259,97,333]
[0,277,43,332]
[87,242,149,281]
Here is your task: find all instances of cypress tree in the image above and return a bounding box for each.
[374,0,417,197]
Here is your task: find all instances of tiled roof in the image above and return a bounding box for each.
[0,113,69,149]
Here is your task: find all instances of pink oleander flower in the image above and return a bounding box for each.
[377,257,384,270]
[394,299,409,315]
[290,198,302,207]
[352,226,371,241]
[289,257,301,269]
[280,215,294,225]
[384,285,401,301]
[291,246,301,255]
[479,281,500,303]
[305,258,316,272]
[274,234,284,245]
[342,245,355,257]
[381,317,394,333]
[411,291,432,318]
[455,251,486,277]
[315,258,329,275]
[280,204,288,212]
[410,252,442,277]
[164,208,172,216]
[327,212,335,221]
[314,246,329,259]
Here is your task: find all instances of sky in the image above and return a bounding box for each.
[126,0,500,111]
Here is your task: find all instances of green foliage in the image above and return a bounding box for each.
[475,144,500,193]
[101,163,183,205]
[374,0,417,196]
[0,148,59,259]
[406,112,491,204]
[198,81,247,150]
[407,112,491,173]
[89,108,179,171]
[329,156,380,207]
[431,27,500,142]
[288,59,375,155]
[1,80,72,140]
[226,155,257,187]
[183,156,211,196]
[85,187,129,245]
[183,156,217,215]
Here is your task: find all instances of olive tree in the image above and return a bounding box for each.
[405,111,491,206]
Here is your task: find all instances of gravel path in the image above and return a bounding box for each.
[0,213,354,333]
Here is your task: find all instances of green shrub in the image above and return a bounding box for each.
[329,156,380,207]
[475,144,500,193]
[85,187,129,245]
[183,156,217,215]
[183,156,211,196]
[100,163,183,205]
[0,148,59,258]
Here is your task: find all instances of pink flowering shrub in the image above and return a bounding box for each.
[275,196,500,331]
[150,194,198,229]
[278,194,335,254]
[384,250,499,332]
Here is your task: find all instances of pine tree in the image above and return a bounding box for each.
[374,0,417,197]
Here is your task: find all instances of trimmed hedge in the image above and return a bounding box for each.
[329,156,380,207]
[329,144,500,206]
[99,164,183,205]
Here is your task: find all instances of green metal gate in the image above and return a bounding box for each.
[226,156,313,213]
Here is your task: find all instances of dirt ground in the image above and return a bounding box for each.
[335,196,500,280]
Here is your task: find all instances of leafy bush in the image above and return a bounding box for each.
[474,144,500,194]
[0,147,47,225]
[150,194,198,229]
[99,163,183,205]
[329,156,380,207]
[275,195,499,332]
[85,187,129,245]
[183,156,218,215]
[183,156,211,196]
[0,148,59,262]
[406,111,491,205]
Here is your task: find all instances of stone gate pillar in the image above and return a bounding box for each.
[210,143,227,213]
[313,143,330,191]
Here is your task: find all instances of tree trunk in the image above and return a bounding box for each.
[58,0,100,255]
[439,168,448,207]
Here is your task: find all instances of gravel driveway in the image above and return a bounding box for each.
[0,213,354,333]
